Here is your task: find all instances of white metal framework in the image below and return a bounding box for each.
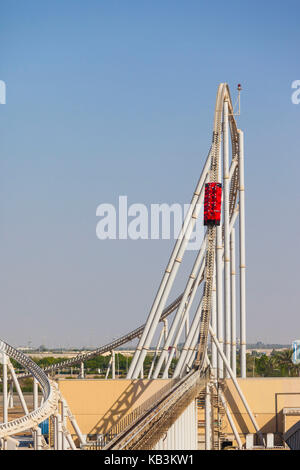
[0,83,255,450]
[127,83,246,381]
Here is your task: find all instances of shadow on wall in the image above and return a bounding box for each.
[224,386,297,445]
[89,380,153,436]
[224,386,250,434]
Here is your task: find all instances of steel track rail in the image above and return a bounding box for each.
[0,84,240,446]
[105,84,240,449]
[195,83,238,369]
[103,369,208,450]
[15,87,239,380]
[0,340,58,439]
[14,290,194,380]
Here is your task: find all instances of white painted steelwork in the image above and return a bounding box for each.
[0,83,252,451]
[238,129,247,378]
[0,341,58,440]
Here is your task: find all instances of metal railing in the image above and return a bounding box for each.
[83,379,179,449]
[0,340,58,439]
[102,368,209,450]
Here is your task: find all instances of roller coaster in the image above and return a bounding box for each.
[0,83,259,450]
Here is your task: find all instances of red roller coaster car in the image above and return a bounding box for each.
[204,183,222,226]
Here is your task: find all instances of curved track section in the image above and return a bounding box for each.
[0,340,58,438]
[0,83,240,448]
[15,290,199,379]
[16,84,239,381]
[103,83,241,448]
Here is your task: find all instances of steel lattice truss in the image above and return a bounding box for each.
[0,83,255,449]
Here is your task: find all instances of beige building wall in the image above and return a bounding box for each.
[58,377,300,446]
[224,378,300,436]
[284,414,300,433]
[58,378,172,436]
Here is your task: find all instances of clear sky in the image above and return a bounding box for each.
[0,0,299,348]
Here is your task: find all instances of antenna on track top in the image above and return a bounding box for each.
[233,83,242,116]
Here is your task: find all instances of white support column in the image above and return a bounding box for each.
[61,397,86,446]
[188,402,191,450]
[186,404,189,450]
[33,429,37,450]
[33,378,39,410]
[112,351,115,380]
[127,152,212,379]
[184,406,187,450]
[56,414,63,450]
[211,263,217,375]
[7,360,29,415]
[173,297,203,378]
[185,325,200,371]
[180,408,184,450]
[66,432,77,450]
[209,325,265,446]
[61,400,68,450]
[8,381,14,409]
[205,384,212,450]
[105,355,112,379]
[145,181,208,380]
[238,129,247,378]
[230,228,237,376]
[175,417,179,449]
[175,206,238,377]
[163,319,168,342]
[148,325,164,378]
[186,407,189,450]
[163,319,168,377]
[190,405,193,450]
[216,110,224,381]
[206,352,242,450]
[216,220,223,378]
[195,399,198,449]
[218,387,242,449]
[171,421,175,449]
[185,301,190,339]
[184,211,238,377]
[80,361,85,379]
[36,427,42,450]
[1,353,8,424]
[53,415,58,450]
[223,99,231,377]
[159,241,207,378]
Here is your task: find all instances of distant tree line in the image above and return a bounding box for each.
[0,349,298,393]
[245,349,300,377]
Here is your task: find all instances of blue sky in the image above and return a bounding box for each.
[0,0,299,347]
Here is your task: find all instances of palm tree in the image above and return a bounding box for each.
[265,355,279,376]
[274,349,300,377]
[256,354,279,377]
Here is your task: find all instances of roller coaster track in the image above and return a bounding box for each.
[102,84,240,448]
[0,83,240,446]
[103,369,208,450]
[14,290,193,379]
[195,83,238,369]
[0,340,58,439]
[13,88,239,382]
